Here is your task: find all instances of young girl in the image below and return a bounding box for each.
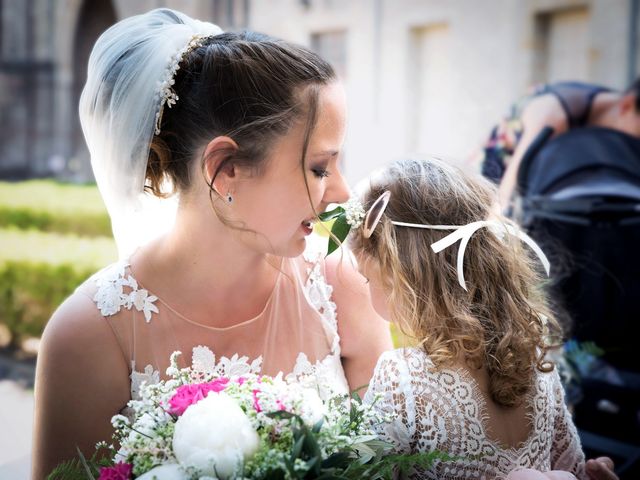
[350,157,586,479]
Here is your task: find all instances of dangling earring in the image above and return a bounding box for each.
[226,191,233,203]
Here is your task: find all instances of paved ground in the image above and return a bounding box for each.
[0,352,36,479]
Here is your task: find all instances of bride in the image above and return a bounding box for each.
[31,9,392,478]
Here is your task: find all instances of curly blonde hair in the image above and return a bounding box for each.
[350,158,562,408]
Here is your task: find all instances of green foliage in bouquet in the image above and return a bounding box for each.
[47,445,116,480]
[256,395,452,480]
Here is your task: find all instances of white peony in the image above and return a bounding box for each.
[172,392,260,479]
[136,463,188,480]
[298,387,326,425]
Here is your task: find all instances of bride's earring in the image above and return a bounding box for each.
[226,191,233,203]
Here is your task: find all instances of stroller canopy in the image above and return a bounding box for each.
[519,127,640,201]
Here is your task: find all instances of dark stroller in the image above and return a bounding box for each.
[516,126,640,478]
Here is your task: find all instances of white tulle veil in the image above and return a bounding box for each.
[79,9,223,259]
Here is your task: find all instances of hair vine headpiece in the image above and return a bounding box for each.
[80,8,223,259]
[324,190,551,290]
[154,34,211,135]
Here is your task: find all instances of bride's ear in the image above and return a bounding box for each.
[202,136,239,197]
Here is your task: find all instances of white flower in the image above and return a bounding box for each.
[172,392,260,479]
[110,414,130,429]
[298,387,326,424]
[136,463,188,480]
[343,197,365,229]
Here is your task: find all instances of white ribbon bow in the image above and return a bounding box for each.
[426,220,550,291]
[391,220,551,290]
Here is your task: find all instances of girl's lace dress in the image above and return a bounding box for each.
[364,348,586,480]
[76,241,349,402]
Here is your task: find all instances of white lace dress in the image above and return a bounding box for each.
[79,245,349,403]
[364,348,586,480]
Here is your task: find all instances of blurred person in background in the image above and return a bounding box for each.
[479,79,640,212]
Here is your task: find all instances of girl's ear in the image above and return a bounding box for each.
[202,136,239,197]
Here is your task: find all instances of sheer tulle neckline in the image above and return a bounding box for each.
[127,258,284,331]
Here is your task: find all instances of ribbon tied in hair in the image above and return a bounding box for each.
[428,220,550,291]
[359,191,551,291]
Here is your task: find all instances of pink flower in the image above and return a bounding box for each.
[252,389,262,412]
[208,378,230,393]
[168,378,230,416]
[98,462,132,480]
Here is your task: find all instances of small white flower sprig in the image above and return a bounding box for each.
[318,197,366,256]
[154,34,209,135]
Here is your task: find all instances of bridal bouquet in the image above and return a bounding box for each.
[50,351,444,480]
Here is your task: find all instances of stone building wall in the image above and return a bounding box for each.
[0,0,247,180]
[250,0,637,184]
[0,0,637,183]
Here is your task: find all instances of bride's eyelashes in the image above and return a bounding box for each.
[311,167,331,178]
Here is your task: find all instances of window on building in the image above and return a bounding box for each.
[311,30,347,80]
[408,23,453,156]
[534,6,591,83]
[0,0,55,178]
[212,0,250,30]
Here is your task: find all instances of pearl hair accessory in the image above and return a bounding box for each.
[154,34,210,135]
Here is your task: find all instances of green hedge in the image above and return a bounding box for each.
[0,228,117,346]
[0,261,96,344]
[0,206,111,237]
[0,180,111,237]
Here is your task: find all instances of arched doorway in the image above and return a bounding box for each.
[71,0,117,179]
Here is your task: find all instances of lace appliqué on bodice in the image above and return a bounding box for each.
[93,261,158,321]
[92,258,348,401]
[364,348,586,480]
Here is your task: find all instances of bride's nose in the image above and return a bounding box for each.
[325,170,350,204]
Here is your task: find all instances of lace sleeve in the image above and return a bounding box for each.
[549,369,586,478]
[364,350,415,453]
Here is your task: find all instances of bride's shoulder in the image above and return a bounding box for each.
[38,267,131,399]
[40,260,131,366]
[75,259,129,296]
